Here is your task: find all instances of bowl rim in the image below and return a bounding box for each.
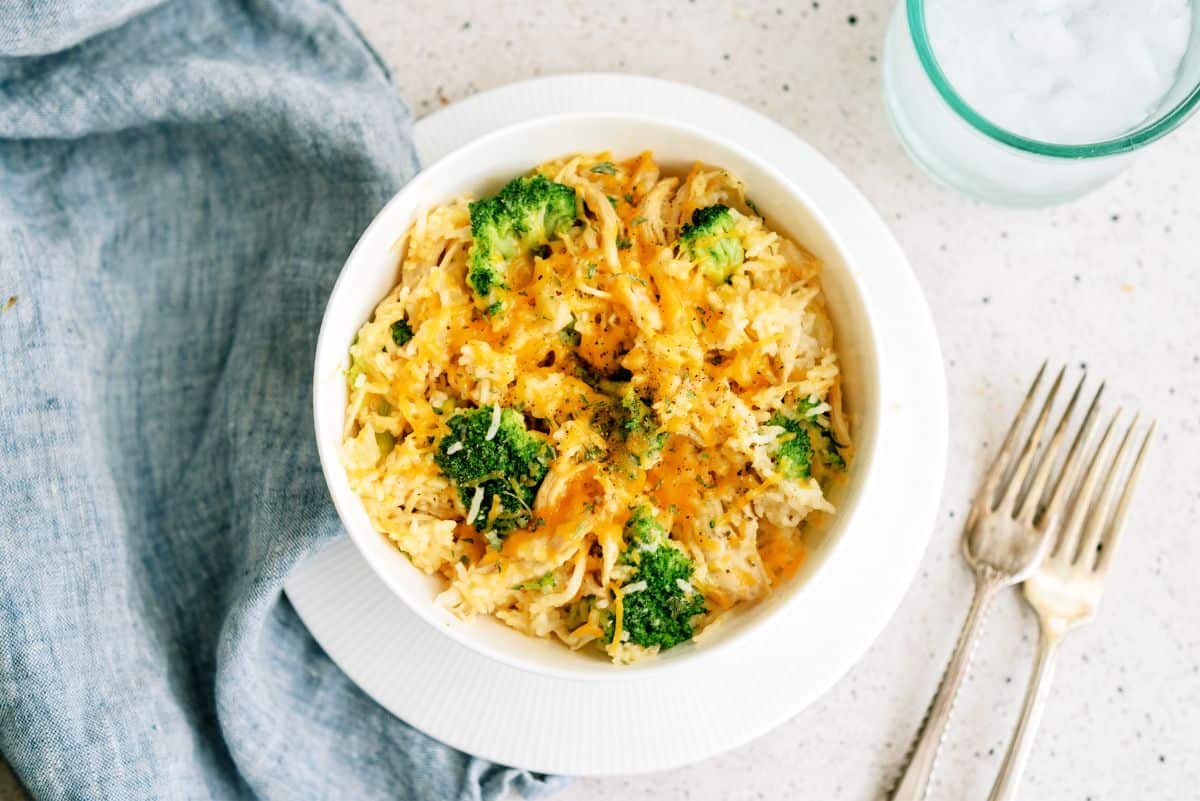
[313,109,887,681]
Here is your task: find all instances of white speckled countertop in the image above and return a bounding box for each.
[343,2,1200,799]
[0,7,1190,801]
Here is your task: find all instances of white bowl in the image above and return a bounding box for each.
[313,112,883,681]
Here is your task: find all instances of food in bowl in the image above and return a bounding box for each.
[341,151,851,663]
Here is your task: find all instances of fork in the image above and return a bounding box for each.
[891,364,1090,801]
[986,407,1153,801]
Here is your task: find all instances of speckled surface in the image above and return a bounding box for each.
[339,1,1200,799]
[5,4,1192,801]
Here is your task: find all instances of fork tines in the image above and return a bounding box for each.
[982,363,1153,572]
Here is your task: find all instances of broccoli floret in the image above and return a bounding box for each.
[616,506,706,651]
[768,412,813,479]
[619,387,667,461]
[623,505,666,545]
[581,385,666,467]
[564,596,597,631]
[620,388,654,435]
[467,175,578,310]
[434,406,555,545]
[769,402,846,479]
[513,571,557,592]
[678,204,745,283]
[817,424,846,470]
[390,319,413,346]
[566,595,617,642]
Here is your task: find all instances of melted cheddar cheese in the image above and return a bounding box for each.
[342,152,851,663]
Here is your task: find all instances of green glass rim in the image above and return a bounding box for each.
[907,0,1200,158]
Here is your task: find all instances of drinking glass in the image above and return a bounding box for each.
[882,0,1200,207]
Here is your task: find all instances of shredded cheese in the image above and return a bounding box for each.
[484,402,501,441]
[466,486,484,525]
[341,151,850,664]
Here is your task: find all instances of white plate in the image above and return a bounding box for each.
[285,73,947,776]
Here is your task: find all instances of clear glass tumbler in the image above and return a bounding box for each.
[882,0,1200,207]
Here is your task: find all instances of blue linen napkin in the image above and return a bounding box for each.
[0,2,563,798]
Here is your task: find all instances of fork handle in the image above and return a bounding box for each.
[891,573,1002,801]
[987,624,1064,801]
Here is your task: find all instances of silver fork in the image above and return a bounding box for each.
[891,364,1090,801]
[987,408,1153,801]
